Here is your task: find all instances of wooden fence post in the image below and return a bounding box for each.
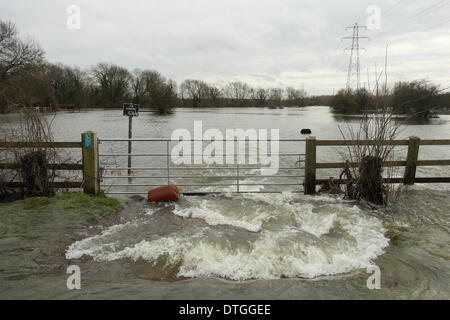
[81,131,100,195]
[404,136,420,185]
[304,136,317,195]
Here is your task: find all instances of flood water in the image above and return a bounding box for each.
[0,107,449,299]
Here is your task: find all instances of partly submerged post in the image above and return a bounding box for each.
[123,103,139,181]
[404,136,420,185]
[82,131,100,195]
[304,136,317,195]
[128,115,133,180]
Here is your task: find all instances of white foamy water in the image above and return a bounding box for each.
[66,193,389,280]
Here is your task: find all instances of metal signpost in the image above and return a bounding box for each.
[123,103,139,177]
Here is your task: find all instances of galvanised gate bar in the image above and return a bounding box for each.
[98,137,306,195]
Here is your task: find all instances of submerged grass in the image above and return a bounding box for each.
[0,193,123,242]
[384,225,409,245]
[0,193,124,280]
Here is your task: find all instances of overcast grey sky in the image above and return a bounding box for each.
[1,0,450,95]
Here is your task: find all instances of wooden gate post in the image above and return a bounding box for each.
[81,131,100,195]
[404,136,420,185]
[304,136,317,195]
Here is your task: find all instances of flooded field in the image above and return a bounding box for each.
[0,107,449,299]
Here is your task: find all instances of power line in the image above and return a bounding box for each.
[372,0,450,40]
[411,0,449,20]
[421,16,450,31]
[384,0,408,18]
[342,23,369,90]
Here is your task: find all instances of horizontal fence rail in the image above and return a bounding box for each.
[0,141,82,148]
[2,133,449,197]
[3,181,83,188]
[0,163,83,170]
[0,132,98,195]
[315,139,450,146]
[0,142,84,190]
[315,160,450,169]
[315,177,450,185]
[304,136,450,194]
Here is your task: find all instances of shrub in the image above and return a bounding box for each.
[330,88,372,113]
[392,80,439,118]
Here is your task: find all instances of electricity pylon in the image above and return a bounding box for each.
[342,23,369,90]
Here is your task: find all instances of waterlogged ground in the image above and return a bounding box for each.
[0,187,449,300]
[0,107,449,299]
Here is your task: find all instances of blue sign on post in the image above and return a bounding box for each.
[83,133,93,148]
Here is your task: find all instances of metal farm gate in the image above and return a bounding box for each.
[98,138,306,195]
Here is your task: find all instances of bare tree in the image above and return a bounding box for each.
[268,88,283,108]
[338,105,404,206]
[392,80,439,119]
[91,63,131,107]
[44,63,87,109]
[180,79,209,107]
[252,88,268,107]
[149,79,177,114]
[0,21,44,112]
[285,86,307,107]
[0,21,44,83]
[225,81,251,107]
[0,109,67,199]
[131,69,176,113]
[130,69,146,104]
[204,84,222,106]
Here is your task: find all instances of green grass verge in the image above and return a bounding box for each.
[0,193,123,242]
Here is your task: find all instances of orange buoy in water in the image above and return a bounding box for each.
[147,185,180,202]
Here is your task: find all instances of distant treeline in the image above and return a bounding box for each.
[3,20,447,117]
[0,20,329,115]
[329,80,450,118]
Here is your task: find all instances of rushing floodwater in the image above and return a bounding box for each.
[0,107,449,299]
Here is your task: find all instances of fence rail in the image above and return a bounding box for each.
[0,133,96,195]
[1,132,450,197]
[315,160,450,169]
[0,163,83,170]
[315,139,450,146]
[315,177,450,185]
[3,181,83,188]
[304,136,450,194]
[0,142,82,148]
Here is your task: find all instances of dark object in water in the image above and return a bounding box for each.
[318,177,342,195]
[301,129,312,135]
[129,195,145,201]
